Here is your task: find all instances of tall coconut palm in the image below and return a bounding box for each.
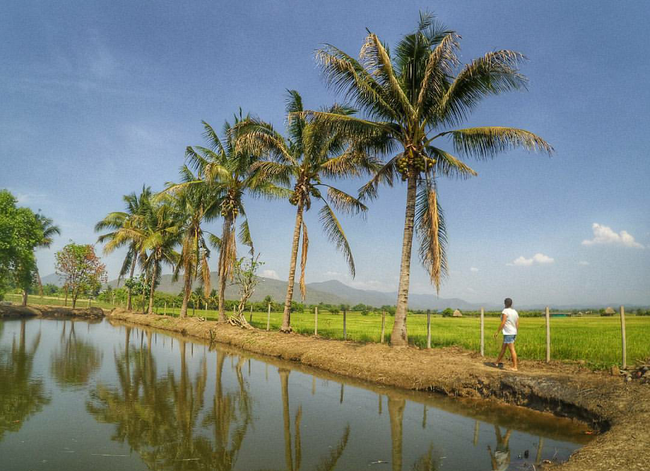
[185,117,285,322]
[34,214,60,297]
[96,187,152,310]
[137,200,181,315]
[237,91,380,332]
[306,12,553,345]
[162,166,220,318]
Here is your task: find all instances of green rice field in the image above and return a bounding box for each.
[7,294,649,369]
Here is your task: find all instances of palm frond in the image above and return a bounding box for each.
[358,154,400,200]
[439,50,528,125]
[438,127,554,160]
[323,186,368,216]
[238,218,254,255]
[315,44,397,121]
[360,33,415,120]
[318,203,355,277]
[415,179,447,293]
[426,146,477,179]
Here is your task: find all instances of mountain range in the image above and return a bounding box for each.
[41,272,645,310]
[42,272,484,310]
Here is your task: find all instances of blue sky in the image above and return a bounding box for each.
[2,1,649,306]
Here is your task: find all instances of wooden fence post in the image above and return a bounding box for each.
[343,309,347,340]
[545,306,551,363]
[164,302,167,316]
[381,311,386,344]
[314,306,318,335]
[266,303,271,331]
[620,305,627,369]
[249,305,253,323]
[88,298,91,308]
[481,308,485,357]
[426,310,431,349]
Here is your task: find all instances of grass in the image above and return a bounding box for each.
[7,294,649,369]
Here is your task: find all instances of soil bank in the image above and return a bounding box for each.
[4,304,649,470]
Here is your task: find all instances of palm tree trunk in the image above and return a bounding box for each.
[217,217,233,323]
[281,204,304,333]
[280,368,294,471]
[388,397,405,471]
[391,175,417,346]
[147,262,157,315]
[126,251,138,311]
[179,261,192,318]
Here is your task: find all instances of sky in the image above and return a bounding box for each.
[1,1,649,307]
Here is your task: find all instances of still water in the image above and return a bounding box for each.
[0,318,592,471]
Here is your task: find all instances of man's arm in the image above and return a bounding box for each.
[494,314,506,338]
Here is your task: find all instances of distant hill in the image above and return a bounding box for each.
[43,271,639,311]
[41,273,65,287]
[105,272,482,310]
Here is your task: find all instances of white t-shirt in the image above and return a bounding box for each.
[501,308,519,335]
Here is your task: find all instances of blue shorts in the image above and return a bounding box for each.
[503,335,517,344]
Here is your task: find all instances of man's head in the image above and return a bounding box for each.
[504,298,513,308]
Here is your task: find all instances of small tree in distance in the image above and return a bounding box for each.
[55,242,107,308]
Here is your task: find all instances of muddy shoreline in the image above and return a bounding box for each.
[2,305,648,470]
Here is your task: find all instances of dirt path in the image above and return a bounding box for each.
[3,304,649,470]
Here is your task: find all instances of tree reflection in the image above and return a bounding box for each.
[50,320,102,388]
[280,368,350,471]
[0,320,50,441]
[87,328,260,470]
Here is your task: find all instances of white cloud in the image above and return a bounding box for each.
[470,267,479,273]
[509,253,555,267]
[579,261,590,266]
[324,270,343,277]
[582,223,644,249]
[261,269,279,280]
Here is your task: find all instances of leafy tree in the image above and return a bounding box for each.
[307,12,552,345]
[238,90,378,332]
[185,116,284,322]
[0,190,43,302]
[442,308,453,318]
[230,253,263,327]
[55,242,107,308]
[96,186,152,310]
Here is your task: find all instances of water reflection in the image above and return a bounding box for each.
[0,320,51,441]
[50,320,102,388]
[0,319,592,470]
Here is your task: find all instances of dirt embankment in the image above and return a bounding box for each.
[2,304,648,470]
[0,303,105,319]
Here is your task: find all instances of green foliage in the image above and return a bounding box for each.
[55,243,107,308]
[441,308,453,318]
[0,190,44,299]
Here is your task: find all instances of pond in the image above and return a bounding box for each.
[0,318,593,470]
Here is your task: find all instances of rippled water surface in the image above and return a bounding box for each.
[0,318,593,470]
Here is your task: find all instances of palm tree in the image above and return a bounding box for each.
[96,187,152,310]
[185,117,285,322]
[238,91,379,332]
[33,213,60,298]
[137,200,181,315]
[306,12,553,345]
[162,166,220,318]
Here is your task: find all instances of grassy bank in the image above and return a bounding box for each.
[7,294,648,368]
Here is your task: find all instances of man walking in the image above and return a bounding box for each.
[494,298,519,371]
